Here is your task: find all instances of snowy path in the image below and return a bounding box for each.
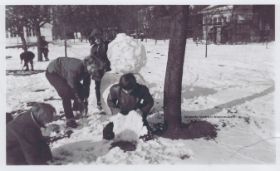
[6,40,275,164]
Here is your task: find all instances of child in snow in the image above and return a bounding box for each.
[39,36,49,61]
[6,103,56,165]
[46,57,97,128]
[20,49,35,71]
[88,28,112,110]
[104,73,154,141]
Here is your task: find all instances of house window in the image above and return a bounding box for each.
[207,18,212,24]
[27,27,31,37]
[203,18,206,24]
[213,18,217,24]
[218,17,222,24]
[226,16,230,22]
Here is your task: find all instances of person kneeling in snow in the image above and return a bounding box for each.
[6,103,56,165]
[46,57,94,128]
[104,73,154,141]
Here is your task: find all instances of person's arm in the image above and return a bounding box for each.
[67,71,81,97]
[138,86,154,115]
[107,86,120,114]
[82,73,91,99]
[67,70,85,111]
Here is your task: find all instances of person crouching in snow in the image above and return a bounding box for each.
[46,57,94,128]
[20,49,35,71]
[6,103,56,165]
[88,28,111,110]
[103,73,154,141]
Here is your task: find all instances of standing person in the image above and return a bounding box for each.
[6,103,56,165]
[106,73,154,136]
[46,57,94,128]
[88,28,111,110]
[39,36,49,61]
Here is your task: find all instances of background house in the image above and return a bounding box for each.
[200,5,275,44]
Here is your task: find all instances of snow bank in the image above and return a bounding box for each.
[107,33,147,73]
[109,110,148,142]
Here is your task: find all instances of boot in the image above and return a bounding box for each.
[97,102,103,111]
[103,122,115,140]
[66,119,78,128]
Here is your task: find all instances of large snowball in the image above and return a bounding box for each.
[107,33,147,73]
[109,110,148,142]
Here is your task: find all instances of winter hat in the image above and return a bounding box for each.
[31,103,56,127]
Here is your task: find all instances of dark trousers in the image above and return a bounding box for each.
[95,80,101,105]
[23,60,34,71]
[45,72,74,120]
[41,48,49,60]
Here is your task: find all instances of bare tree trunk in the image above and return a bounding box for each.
[35,22,43,61]
[18,26,27,51]
[63,24,68,57]
[205,22,208,58]
[163,6,188,135]
[64,39,68,57]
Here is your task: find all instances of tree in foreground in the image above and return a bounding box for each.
[162,5,217,140]
[163,5,188,138]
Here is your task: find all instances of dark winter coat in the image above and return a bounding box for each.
[39,38,48,49]
[20,51,35,62]
[89,42,111,80]
[107,83,154,115]
[46,57,91,99]
[6,112,52,165]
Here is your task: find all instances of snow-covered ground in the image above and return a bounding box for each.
[5,38,276,164]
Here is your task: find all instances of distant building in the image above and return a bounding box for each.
[200,5,275,44]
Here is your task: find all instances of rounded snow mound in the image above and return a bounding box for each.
[109,110,148,142]
[107,33,147,73]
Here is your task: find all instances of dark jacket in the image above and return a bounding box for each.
[90,42,111,80]
[20,51,35,62]
[107,84,154,115]
[39,39,48,49]
[46,57,91,98]
[6,112,52,165]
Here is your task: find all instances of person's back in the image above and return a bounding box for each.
[20,51,35,71]
[47,57,89,87]
[6,103,55,165]
[20,51,35,61]
[46,57,91,128]
[7,112,46,164]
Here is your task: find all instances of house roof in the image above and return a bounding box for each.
[200,5,234,14]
